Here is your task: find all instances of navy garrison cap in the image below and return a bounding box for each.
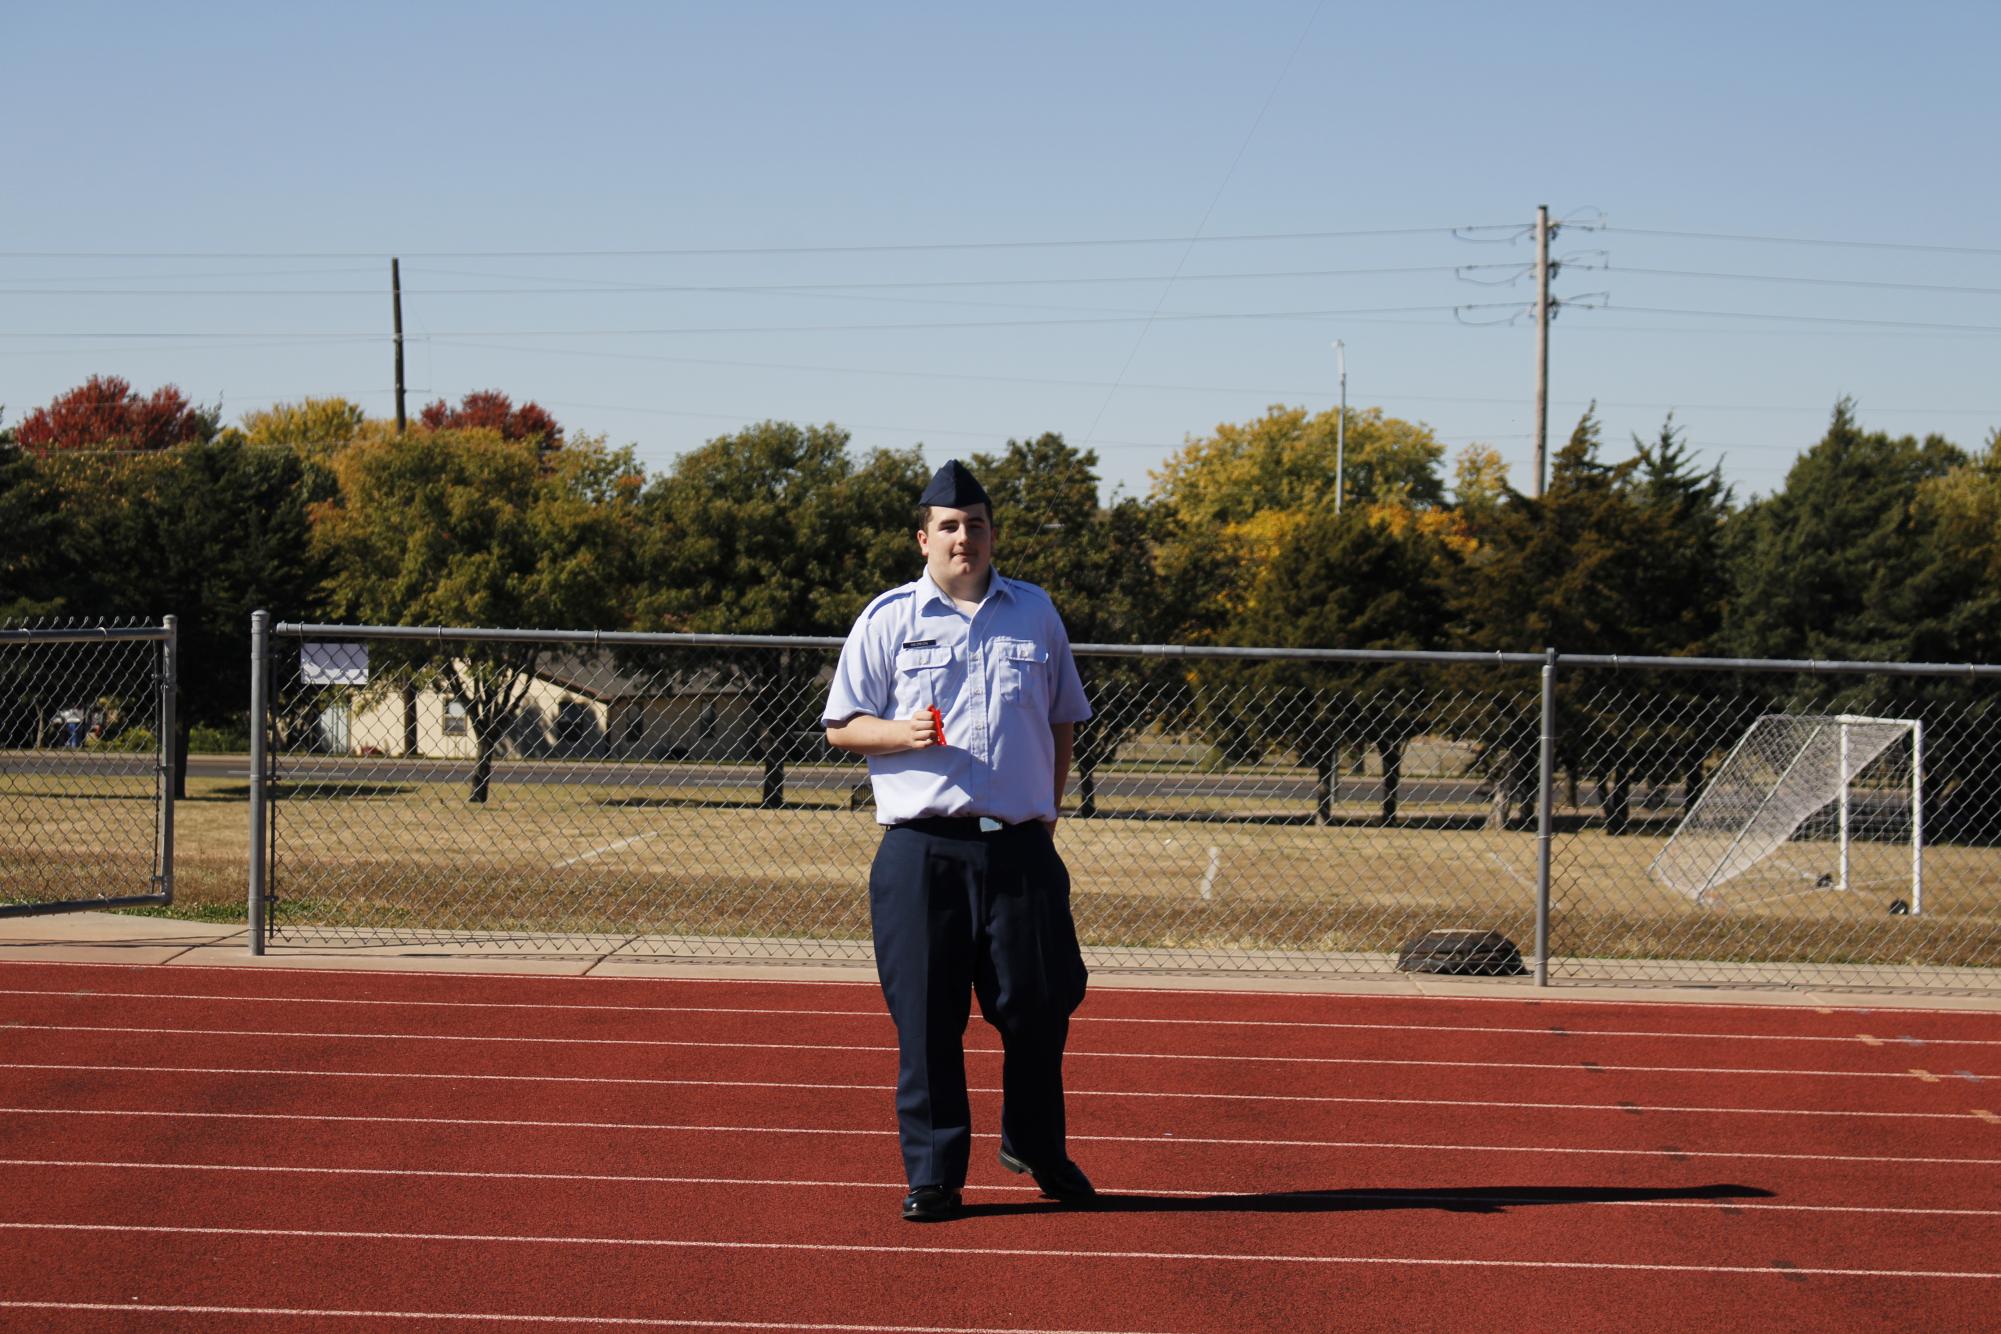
[919,459,991,510]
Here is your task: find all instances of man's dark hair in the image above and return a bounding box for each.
[917,502,994,531]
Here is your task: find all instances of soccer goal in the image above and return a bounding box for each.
[1649,714,1923,911]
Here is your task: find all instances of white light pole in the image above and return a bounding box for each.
[1332,339,1347,512]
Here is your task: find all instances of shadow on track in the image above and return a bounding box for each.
[959,1182,1774,1218]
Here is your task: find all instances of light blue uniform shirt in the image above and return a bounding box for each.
[823,569,1092,826]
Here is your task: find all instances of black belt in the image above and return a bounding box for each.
[894,815,1031,838]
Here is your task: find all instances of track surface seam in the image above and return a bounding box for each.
[6,956,1993,1013]
[0,1303,1148,1333]
[4,1060,1979,1119]
[6,1220,2001,1280]
[18,1022,1986,1079]
[11,987,1997,1045]
[7,1158,1999,1217]
[4,1106,1995,1165]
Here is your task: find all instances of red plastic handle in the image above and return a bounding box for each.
[928,706,946,747]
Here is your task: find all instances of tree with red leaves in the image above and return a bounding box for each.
[418,390,564,451]
[15,375,218,454]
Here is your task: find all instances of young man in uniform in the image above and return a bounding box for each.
[823,459,1096,1222]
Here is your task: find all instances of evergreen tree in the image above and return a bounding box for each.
[1450,408,1668,828]
[1630,415,1732,656]
[1725,399,1963,663]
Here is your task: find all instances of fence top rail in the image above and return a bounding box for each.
[1557,651,2001,679]
[267,620,2001,679]
[1072,642,1551,666]
[274,623,848,652]
[0,624,171,645]
[272,622,1551,666]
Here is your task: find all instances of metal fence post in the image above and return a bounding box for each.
[248,610,269,955]
[157,615,177,906]
[1534,647,1557,986]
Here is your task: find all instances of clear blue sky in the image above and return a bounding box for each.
[6,0,1996,502]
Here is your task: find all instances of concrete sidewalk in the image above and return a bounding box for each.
[4,909,1998,1012]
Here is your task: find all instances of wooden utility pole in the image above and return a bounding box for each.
[391,256,407,433]
[1532,205,1550,498]
[391,255,416,756]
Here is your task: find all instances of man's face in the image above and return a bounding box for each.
[917,504,994,589]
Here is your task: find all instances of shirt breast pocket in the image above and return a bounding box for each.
[994,639,1048,706]
[894,645,950,714]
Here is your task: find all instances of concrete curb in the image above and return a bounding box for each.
[3,911,1997,1012]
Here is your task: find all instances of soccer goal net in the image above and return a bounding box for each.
[1649,714,1923,910]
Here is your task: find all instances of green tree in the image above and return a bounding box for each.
[2,439,333,791]
[313,426,642,802]
[1451,409,1669,829]
[0,445,74,624]
[1230,504,1454,824]
[1151,404,1450,641]
[1725,399,1964,663]
[968,433,1170,816]
[635,421,926,806]
[1630,416,1733,655]
[1888,430,2001,842]
[1911,430,2001,663]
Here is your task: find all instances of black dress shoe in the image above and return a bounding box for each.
[901,1185,963,1222]
[997,1146,1096,1202]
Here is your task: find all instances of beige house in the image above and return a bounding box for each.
[333,651,757,762]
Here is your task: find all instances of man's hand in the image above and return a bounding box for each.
[826,711,942,756]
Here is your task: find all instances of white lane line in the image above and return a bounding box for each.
[4,1106,1995,1166]
[4,1221,2000,1279]
[6,1157,1999,1218]
[551,831,662,869]
[3,958,1989,1016]
[13,1023,1982,1080]
[2,1061,1985,1122]
[0,1303,1153,1333]
[9,988,1994,1047]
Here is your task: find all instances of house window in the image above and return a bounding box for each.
[442,700,469,737]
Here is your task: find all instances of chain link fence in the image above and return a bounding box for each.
[0,618,176,917]
[249,618,2001,990]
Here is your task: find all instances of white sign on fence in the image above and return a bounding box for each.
[300,642,369,686]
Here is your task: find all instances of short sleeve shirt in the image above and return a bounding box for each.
[822,569,1092,825]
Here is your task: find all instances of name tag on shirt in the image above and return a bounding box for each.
[900,639,938,649]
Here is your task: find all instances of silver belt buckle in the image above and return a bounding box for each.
[977,817,1002,833]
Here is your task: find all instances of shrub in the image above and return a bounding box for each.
[189,722,251,753]
[87,726,155,753]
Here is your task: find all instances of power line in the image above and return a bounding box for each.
[0,265,383,286]
[1608,266,2001,298]
[0,262,1482,298]
[1601,225,2001,258]
[1076,0,1327,453]
[0,301,1510,340]
[426,339,2001,417]
[1590,304,2001,335]
[0,278,1479,328]
[0,223,1494,262]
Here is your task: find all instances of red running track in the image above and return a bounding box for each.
[0,960,1997,1332]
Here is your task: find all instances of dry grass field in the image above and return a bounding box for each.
[6,761,1999,976]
